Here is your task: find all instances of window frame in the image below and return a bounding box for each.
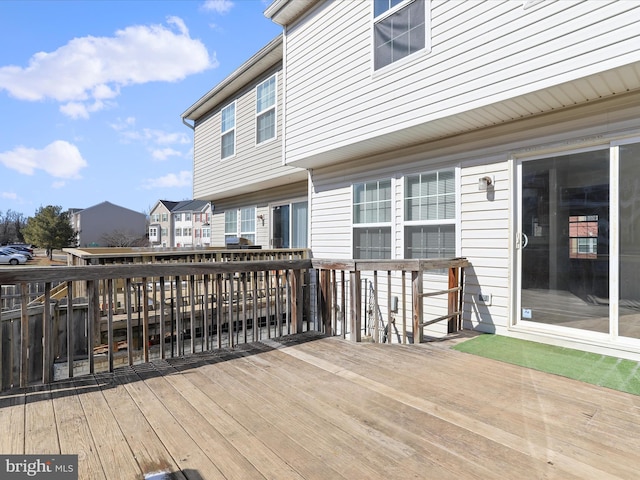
[225,206,257,245]
[221,101,236,160]
[372,0,430,73]
[403,167,459,264]
[255,74,277,145]
[352,179,393,259]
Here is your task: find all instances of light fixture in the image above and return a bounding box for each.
[478,175,494,191]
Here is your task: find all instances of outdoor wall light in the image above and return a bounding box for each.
[478,175,494,191]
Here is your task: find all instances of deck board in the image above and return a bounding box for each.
[1,332,639,480]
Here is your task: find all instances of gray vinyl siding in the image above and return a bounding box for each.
[193,66,304,201]
[284,0,640,164]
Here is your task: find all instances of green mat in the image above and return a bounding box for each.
[452,334,640,395]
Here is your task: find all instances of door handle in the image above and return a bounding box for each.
[521,232,528,249]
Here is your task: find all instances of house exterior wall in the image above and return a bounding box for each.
[282,0,640,165]
[75,202,147,247]
[192,64,305,200]
[149,203,174,247]
[209,182,308,248]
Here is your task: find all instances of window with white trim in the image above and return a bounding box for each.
[404,169,456,260]
[225,207,257,245]
[353,179,392,259]
[256,74,276,144]
[373,0,427,71]
[184,213,191,221]
[221,102,236,159]
[161,213,168,222]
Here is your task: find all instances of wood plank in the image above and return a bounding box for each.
[24,385,59,454]
[132,360,265,480]
[50,378,106,480]
[72,375,142,479]
[119,363,226,479]
[158,359,306,480]
[277,338,636,479]
[180,352,350,480]
[0,391,25,453]
[100,368,188,480]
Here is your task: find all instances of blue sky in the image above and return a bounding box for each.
[0,0,281,217]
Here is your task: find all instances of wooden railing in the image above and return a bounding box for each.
[0,256,468,391]
[313,258,470,344]
[0,259,311,391]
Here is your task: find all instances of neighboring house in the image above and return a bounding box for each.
[149,199,213,248]
[148,200,179,247]
[70,201,147,247]
[258,0,640,358]
[172,200,213,247]
[182,34,309,249]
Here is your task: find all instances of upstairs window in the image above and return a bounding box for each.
[256,75,276,144]
[374,0,426,71]
[221,102,236,159]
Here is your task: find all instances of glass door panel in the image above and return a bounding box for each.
[272,205,290,248]
[619,142,640,339]
[519,150,610,333]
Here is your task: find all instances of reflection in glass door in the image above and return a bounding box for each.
[272,205,290,248]
[518,149,610,333]
[619,142,640,339]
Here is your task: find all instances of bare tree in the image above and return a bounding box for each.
[100,230,149,248]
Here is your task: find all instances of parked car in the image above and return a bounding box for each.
[0,247,32,260]
[6,244,34,255]
[0,250,27,265]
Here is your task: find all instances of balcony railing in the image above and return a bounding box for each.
[0,254,468,392]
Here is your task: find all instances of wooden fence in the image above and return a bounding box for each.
[0,256,468,391]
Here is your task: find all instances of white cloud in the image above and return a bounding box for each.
[51,181,66,189]
[151,148,183,161]
[202,0,234,14]
[1,192,18,200]
[141,170,192,189]
[0,141,88,178]
[0,18,217,118]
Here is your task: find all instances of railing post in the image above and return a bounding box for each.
[290,269,303,334]
[319,269,332,335]
[412,270,423,344]
[447,267,459,333]
[86,280,94,375]
[349,271,361,342]
[67,280,74,379]
[20,283,29,388]
[143,276,150,362]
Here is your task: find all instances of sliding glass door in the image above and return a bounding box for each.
[517,149,610,333]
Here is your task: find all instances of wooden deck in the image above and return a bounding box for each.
[1,332,639,480]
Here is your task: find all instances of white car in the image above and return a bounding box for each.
[0,250,27,265]
[0,246,32,260]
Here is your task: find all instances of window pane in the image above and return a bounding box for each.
[224,210,237,235]
[221,131,234,158]
[354,227,392,259]
[257,76,276,112]
[257,109,276,143]
[221,103,235,132]
[353,179,392,224]
[405,224,455,259]
[374,0,425,70]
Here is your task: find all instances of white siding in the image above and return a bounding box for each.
[193,67,306,200]
[284,0,640,164]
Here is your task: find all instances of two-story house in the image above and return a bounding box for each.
[261,0,640,358]
[182,35,309,249]
[149,199,213,247]
[149,200,179,248]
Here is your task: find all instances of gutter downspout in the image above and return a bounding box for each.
[182,118,194,130]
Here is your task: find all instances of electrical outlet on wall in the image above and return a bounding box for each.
[478,293,492,305]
